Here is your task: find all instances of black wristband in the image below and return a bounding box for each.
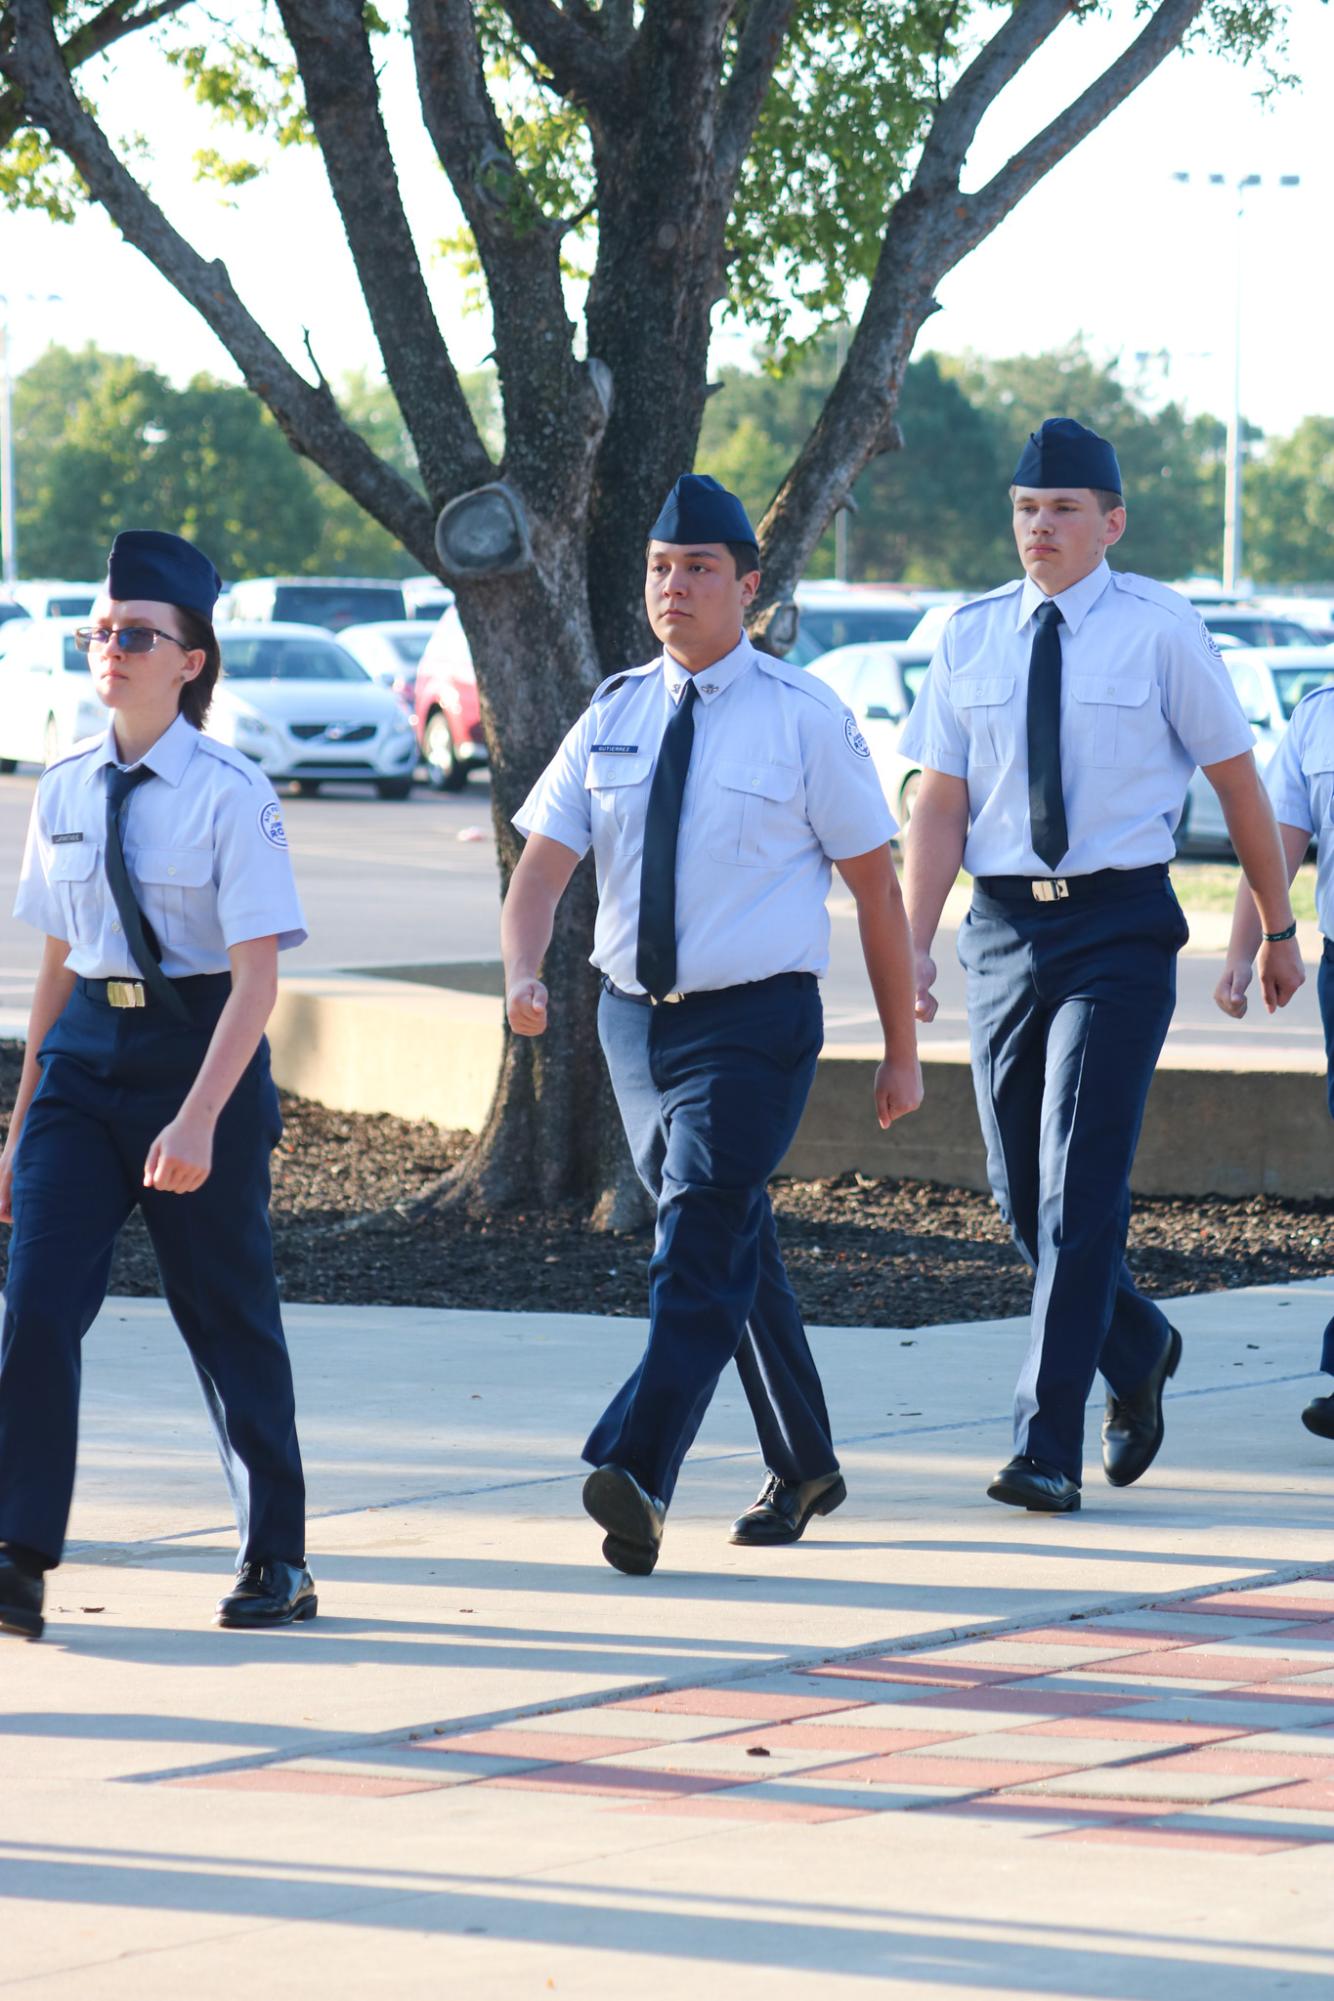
[1262,922,1298,943]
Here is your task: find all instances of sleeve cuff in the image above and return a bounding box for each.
[513,811,591,859]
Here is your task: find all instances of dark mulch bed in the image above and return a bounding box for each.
[1,1041,1331,1323]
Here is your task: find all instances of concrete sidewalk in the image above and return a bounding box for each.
[4,1284,1334,1996]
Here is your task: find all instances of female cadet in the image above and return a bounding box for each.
[1216,681,1334,1439]
[0,530,315,1642]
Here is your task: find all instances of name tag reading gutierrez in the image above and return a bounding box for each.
[51,832,85,845]
[591,743,639,754]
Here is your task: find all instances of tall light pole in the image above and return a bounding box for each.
[1172,171,1300,591]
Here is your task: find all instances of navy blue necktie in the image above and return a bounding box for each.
[103,764,190,1018]
[636,678,699,1000]
[1026,599,1068,871]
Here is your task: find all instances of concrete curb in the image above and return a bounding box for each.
[267,969,1334,1199]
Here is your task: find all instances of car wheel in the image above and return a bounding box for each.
[293,778,322,797]
[0,757,16,775]
[1173,795,1192,856]
[897,769,921,828]
[376,777,413,800]
[424,708,467,792]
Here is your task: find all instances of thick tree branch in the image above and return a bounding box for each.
[0,0,191,152]
[409,0,609,512]
[958,0,1206,250]
[275,0,493,505]
[913,0,1073,193]
[753,0,1208,620]
[715,0,798,187]
[494,0,617,102]
[1,0,436,567]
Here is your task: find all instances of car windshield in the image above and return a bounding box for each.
[270,585,405,630]
[902,662,930,705]
[1273,665,1334,719]
[47,595,95,618]
[1207,616,1317,648]
[800,603,922,652]
[62,638,91,673]
[221,637,370,682]
[389,629,433,665]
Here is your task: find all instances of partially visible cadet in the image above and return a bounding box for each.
[1216,679,1334,1437]
[503,473,922,1574]
[901,418,1304,1513]
[0,531,316,1642]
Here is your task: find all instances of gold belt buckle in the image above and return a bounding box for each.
[1031,879,1069,903]
[106,979,146,1008]
[651,992,685,1005]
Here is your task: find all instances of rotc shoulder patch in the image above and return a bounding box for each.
[259,800,288,849]
[1197,618,1224,658]
[844,715,871,757]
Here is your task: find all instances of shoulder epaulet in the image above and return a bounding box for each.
[1109,572,1196,621]
[754,650,844,711]
[1292,681,1334,716]
[592,661,658,703]
[196,732,261,784]
[950,579,1024,619]
[38,733,103,780]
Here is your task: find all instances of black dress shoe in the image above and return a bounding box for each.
[1301,1394,1334,1440]
[1102,1326,1182,1487]
[582,1465,665,1576]
[0,1554,45,1640]
[730,1469,847,1546]
[215,1560,318,1629]
[987,1455,1081,1513]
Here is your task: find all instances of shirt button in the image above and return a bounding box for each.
[111,921,121,933]
[168,867,177,877]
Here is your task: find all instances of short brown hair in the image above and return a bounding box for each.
[1091,488,1124,515]
[171,606,221,727]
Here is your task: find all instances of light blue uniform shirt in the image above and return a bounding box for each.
[898,560,1255,876]
[515,632,895,994]
[15,712,307,977]
[1265,684,1334,939]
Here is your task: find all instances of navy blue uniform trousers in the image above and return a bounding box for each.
[586,974,836,1506]
[1319,939,1334,1376]
[958,870,1186,1483]
[0,980,306,1569]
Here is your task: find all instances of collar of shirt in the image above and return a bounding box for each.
[661,631,755,705]
[1016,558,1113,638]
[81,711,199,789]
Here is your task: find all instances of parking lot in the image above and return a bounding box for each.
[0,771,1324,1065]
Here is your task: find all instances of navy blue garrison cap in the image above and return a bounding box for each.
[649,473,756,547]
[1012,418,1122,496]
[106,530,222,619]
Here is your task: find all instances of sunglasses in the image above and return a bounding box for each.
[74,625,190,655]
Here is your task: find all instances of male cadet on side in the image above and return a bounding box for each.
[502,473,922,1574]
[900,418,1304,1513]
[1216,678,1334,1439]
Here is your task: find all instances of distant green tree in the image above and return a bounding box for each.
[1246,418,1334,585]
[13,342,321,578]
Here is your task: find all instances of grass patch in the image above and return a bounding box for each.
[1171,862,1318,923]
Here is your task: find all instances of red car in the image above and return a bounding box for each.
[413,605,489,791]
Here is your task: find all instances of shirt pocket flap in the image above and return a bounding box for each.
[47,840,98,882]
[1299,740,1334,779]
[584,754,652,789]
[950,675,1014,708]
[715,758,799,802]
[1070,676,1152,708]
[132,845,213,888]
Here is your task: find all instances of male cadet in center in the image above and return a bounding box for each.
[900,417,1304,1513]
[502,472,922,1574]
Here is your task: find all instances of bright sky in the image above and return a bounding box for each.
[2,2,1329,442]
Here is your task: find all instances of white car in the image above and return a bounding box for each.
[212,623,420,798]
[809,641,932,827]
[1178,646,1334,855]
[335,620,435,707]
[0,616,108,769]
[7,580,100,620]
[787,583,927,668]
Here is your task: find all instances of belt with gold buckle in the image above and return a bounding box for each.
[1030,879,1070,903]
[105,979,147,1008]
